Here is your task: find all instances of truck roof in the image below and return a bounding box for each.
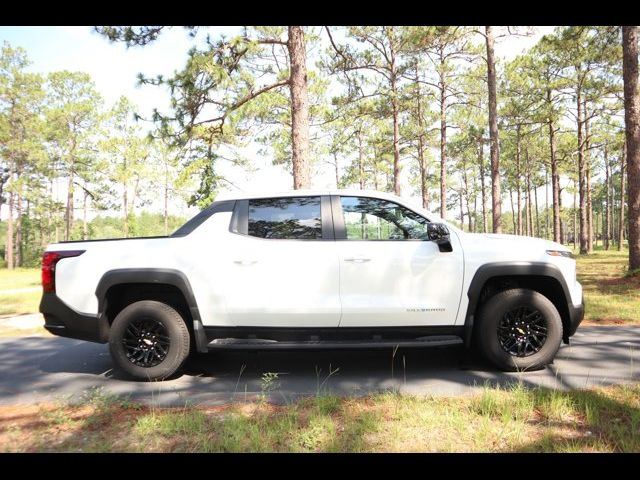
[216,188,411,203]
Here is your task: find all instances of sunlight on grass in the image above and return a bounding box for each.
[0,268,40,291]
[1,383,639,453]
[574,247,640,323]
[0,291,41,316]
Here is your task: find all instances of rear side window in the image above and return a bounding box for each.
[248,197,322,240]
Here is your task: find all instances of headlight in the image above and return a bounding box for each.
[546,250,575,259]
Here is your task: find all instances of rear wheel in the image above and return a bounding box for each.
[476,288,563,371]
[109,300,191,381]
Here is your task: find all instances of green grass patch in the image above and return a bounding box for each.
[0,268,41,317]
[574,247,640,323]
[0,268,40,291]
[2,383,639,452]
[0,290,41,317]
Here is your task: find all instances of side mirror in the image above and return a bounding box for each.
[427,223,453,252]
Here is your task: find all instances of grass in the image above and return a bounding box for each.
[1,383,638,452]
[574,246,640,324]
[0,268,40,317]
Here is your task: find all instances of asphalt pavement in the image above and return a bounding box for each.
[0,326,638,406]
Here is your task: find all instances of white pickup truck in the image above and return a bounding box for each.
[40,189,584,380]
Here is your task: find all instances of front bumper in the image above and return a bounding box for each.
[40,293,109,343]
[566,293,585,339]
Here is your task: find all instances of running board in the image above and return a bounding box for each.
[207,335,463,350]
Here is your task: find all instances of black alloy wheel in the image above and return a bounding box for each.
[122,317,171,367]
[497,306,548,357]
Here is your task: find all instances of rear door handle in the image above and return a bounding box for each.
[344,257,371,263]
[234,259,258,266]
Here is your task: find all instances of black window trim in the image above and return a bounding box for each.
[172,200,236,237]
[331,194,432,241]
[229,195,335,241]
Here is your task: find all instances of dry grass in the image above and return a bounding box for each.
[1,383,638,453]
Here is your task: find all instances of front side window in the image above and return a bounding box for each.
[341,196,430,240]
[248,197,322,239]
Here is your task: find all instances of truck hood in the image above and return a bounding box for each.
[463,233,569,253]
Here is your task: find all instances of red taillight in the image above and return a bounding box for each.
[42,250,85,293]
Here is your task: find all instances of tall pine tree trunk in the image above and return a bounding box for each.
[619,140,627,251]
[357,130,365,190]
[83,189,89,241]
[574,182,578,249]
[65,171,74,242]
[585,99,594,253]
[288,26,311,190]
[534,181,540,238]
[623,26,640,270]
[577,89,588,254]
[6,189,14,270]
[123,183,128,238]
[549,118,561,243]
[439,77,447,219]
[486,26,502,233]
[415,68,428,210]
[391,89,401,196]
[478,138,487,233]
[509,188,516,233]
[605,144,611,250]
[516,126,522,235]
[15,190,22,267]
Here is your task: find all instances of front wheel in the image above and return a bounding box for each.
[476,288,563,371]
[109,300,191,381]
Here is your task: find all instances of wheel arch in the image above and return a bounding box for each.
[95,268,208,353]
[464,262,572,347]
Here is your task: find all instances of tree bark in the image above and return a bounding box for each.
[391,87,401,196]
[516,125,522,235]
[439,70,447,218]
[478,137,487,233]
[462,160,472,231]
[164,163,169,235]
[545,168,550,239]
[623,26,640,269]
[577,89,588,254]
[509,188,516,233]
[619,140,627,251]
[288,26,311,190]
[573,181,579,250]
[584,98,593,253]
[357,130,365,190]
[83,189,88,241]
[486,26,502,233]
[549,116,561,243]
[605,143,611,250]
[459,190,464,231]
[65,172,74,242]
[534,179,540,238]
[123,182,129,238]
[415,68,429,210]
[525,155,532,237]
[6,189,14,269]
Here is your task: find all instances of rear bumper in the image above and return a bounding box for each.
[566,294,585,339]
[39,293,108,343]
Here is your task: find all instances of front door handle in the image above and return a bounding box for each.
[344,257,371,263]
[234,259,258,266]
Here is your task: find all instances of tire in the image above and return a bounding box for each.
[475,288,563,371]
[109,300,191,381]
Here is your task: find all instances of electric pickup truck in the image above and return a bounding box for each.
[40,189,584,380]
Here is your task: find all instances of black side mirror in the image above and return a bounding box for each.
[427,223,453,252]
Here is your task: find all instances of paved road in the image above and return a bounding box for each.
[0,326,638,406]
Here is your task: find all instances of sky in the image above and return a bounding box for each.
[0,26,556,220]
